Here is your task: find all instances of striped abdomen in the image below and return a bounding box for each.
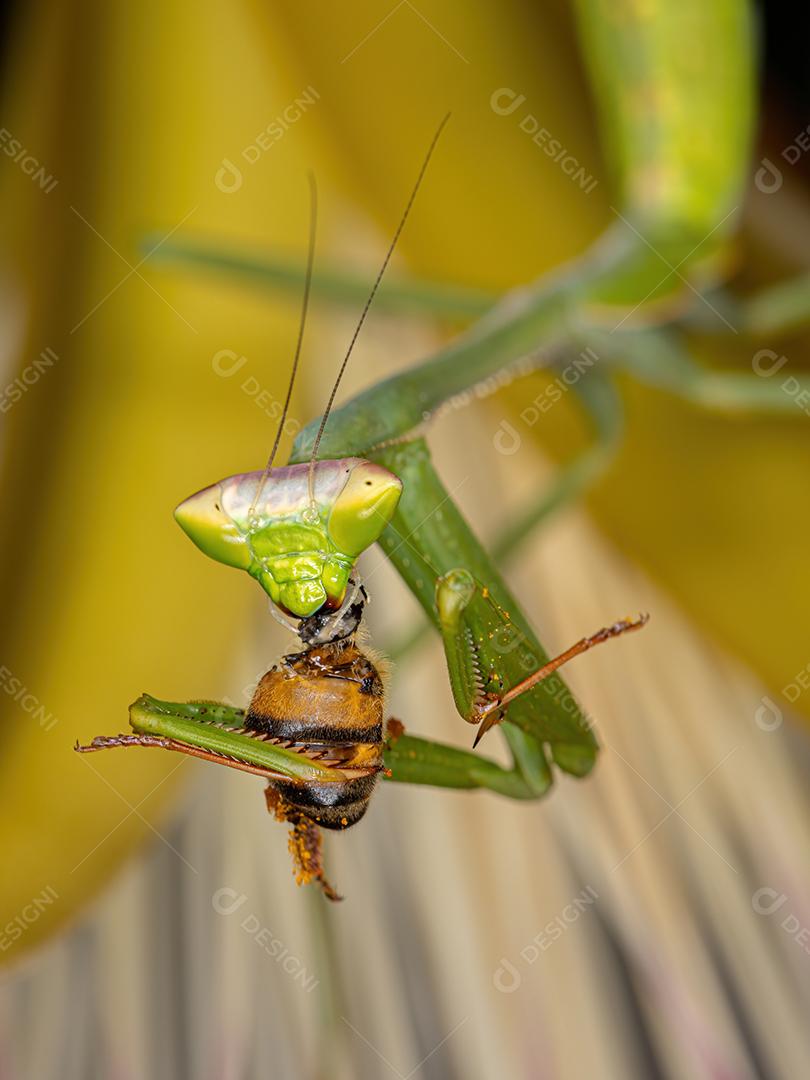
[246,639,384,829]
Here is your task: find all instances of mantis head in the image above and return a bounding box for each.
[174,459,402,618]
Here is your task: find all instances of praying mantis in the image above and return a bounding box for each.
[76,117,646,899]
[76,0,770,899]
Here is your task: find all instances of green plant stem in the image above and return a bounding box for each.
[142,236,496,320]
[742,273,810,337]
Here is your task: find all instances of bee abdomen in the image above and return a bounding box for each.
[274,773,379,830]
[245,714,382,745]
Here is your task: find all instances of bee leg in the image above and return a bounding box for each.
[75,732,173,752]
[385,717,405,741]
[264,786,343,902]
[381,719,407,779]
[289,817,343,903]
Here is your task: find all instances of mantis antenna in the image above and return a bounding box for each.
[248,170,318,523]
[307,113,451,506]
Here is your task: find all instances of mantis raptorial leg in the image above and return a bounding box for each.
[471,615,649,747]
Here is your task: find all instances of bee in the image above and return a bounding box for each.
[247,583,384,900]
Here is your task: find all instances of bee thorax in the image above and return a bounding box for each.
[246,638,384,744]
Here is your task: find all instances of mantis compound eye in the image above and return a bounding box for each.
[174,483,251,571]
[328,462,402,556]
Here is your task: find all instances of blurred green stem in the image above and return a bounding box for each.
[143,235,496,320]
[583,326,810,411]
[742,273,810,337]
[146,238,810,414]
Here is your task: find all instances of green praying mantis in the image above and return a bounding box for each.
[76,116,647,899]
[77,0,791,899]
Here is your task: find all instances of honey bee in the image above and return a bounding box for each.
[246,585,385,900]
